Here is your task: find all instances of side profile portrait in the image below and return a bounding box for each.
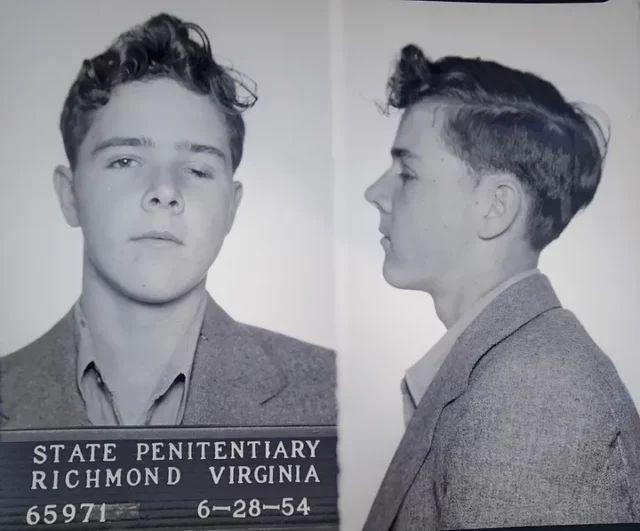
[362,44,640,529]
[0,13,336,430]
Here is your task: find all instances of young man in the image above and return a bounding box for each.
[363,44,640,530]
[0,14,335,429]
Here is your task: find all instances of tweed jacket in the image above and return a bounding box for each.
[364,273,640,530]
[0,294,336,429]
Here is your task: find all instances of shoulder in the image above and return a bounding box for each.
[242,324,336,383]
[436,308,640,525]
[479,308,615,381]
[2,313,72,377]
[459,307,630,438]
[1,312,75,425]
[233,324,337,425]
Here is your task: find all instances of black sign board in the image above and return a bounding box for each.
[0,426,338,530]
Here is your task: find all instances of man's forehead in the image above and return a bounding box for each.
[86,79,228,141]
[393,101,447,156]
[400,101,447,131]
[82,105,231,160]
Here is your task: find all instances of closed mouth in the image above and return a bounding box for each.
[132,231,184,245]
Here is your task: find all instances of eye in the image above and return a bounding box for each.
[107,157,139,170]
[399,172,416,182]
[188,167,213,179]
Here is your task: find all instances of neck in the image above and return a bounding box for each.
[432,248,539,329]
[79,258,207,396]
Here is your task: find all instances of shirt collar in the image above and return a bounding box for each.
[73,296,207,403]
[405,268,540,406]
[74,302,96,391]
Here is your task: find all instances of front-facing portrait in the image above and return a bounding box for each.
[0,2,339,528]
[55,75,244,305]
[0,2,336,431]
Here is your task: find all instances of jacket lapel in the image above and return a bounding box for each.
[30,308,91,428]
[183,295,288,425]
[364,274,562,530]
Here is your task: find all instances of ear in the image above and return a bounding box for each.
[477,175,522,240]
[225,180,244,235]
[53,165,80,228]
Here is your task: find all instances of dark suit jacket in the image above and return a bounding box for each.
[364,274,640,530]
[0,295,336,429]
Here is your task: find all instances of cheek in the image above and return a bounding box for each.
[391,185,462,259]
[77,181,133,233]
[186,187,232,235]
[77,171,134,207]
[392,186,432,236]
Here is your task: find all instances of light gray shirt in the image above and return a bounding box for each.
[74,298,206,426]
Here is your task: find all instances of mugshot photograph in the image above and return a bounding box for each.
[0,2,336,431]
[336,1,640,530]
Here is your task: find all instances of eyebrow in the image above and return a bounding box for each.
[91,136,227,162]
[91,136,153,155]
[391,147,419,161]
[175,140,226,162]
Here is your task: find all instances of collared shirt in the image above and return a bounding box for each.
[401,269,540,427]
[74,297,207,426]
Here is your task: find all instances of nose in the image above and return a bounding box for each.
[141,171,185,215]
[365,176,390,213]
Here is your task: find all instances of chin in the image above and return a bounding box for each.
[119,286,187,305]
[382,262,412,290]
[88,254,208,304]
[115,273,204,305]
[128,289,185,305]
[382,261,432,293]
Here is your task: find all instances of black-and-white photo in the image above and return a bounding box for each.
[3,0,640,529]
[0,1,336,430]
[336,1,640,529]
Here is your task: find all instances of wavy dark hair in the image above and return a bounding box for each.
[383,44,609,251]
[60,13,257,173]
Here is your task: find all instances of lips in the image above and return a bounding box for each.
[378,225,391,249]
[132,230,184,245]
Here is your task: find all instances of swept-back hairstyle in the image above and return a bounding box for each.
[60,13,257,173]
[384,44,609,251]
